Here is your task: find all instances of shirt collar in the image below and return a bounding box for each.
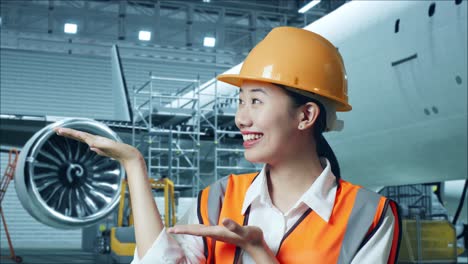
[241,164,267,215]
[241,158,337,223]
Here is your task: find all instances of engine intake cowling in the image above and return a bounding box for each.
[15,118,125,229]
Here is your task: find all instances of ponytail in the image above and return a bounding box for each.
[312,99,341,180]
[316,133,341,180]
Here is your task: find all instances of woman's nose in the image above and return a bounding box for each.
[235,107,253,129]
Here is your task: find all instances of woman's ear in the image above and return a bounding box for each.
[298,102,320,130]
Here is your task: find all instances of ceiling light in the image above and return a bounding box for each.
[64,23,77,34]
[298,0,321,14]
[203,37,216,47]
[138,30,151,41]
[203,0,210,2]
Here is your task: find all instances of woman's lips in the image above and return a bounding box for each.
[242,133,263,148]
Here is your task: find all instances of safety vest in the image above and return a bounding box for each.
[197,173,401,264]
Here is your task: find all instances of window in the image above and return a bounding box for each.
[428,3,436,17]
[395,19,400,33]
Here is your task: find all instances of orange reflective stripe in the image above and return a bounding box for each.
[387,201,401,264]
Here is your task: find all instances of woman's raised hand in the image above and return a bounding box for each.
[54,127,141,166]
[55,127,163,259]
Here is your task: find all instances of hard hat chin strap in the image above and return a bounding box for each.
[326,111,344,132]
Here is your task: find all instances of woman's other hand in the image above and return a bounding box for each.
[167,218,278,263]
[54,127,141,166]
[168,218,263,250]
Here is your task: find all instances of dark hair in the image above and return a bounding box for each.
[283,87,341,180]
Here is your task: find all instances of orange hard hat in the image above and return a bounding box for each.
[217,26,351,112]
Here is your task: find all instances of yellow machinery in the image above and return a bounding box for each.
[398,219,460,263]
[110,177,176,263]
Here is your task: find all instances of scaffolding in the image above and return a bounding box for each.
[131,72,259,195]
[132,74,202,196]
[199,78,258,182]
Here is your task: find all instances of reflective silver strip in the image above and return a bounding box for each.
[337,188,382,264]
[207,176,229,226]
[205,176,230,264]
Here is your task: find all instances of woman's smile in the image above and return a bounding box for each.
[241,131,264,148]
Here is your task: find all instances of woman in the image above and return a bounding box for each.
[55,27,401,263]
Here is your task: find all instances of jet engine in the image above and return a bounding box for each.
[15,118,125,228]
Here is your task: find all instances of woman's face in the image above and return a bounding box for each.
[235,80,301,164]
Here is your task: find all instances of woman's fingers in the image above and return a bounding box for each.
[168,221,249,243]
[53,126,142,164]
[55,127,110,150]
[168,222,265,251]
[168,219,246,237]
[90,147,106,156]
[167,224,213,236]
[169,224,240,241]
[222,218,245,235]
[56,127,106,155]
[168,224,221,236]
[168,224,244,246]
[54,127,94,145]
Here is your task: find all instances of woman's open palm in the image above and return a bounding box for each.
[54,127,140,164]
[168,218,264,250]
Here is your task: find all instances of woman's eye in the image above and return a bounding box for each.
[238,99,244,105]
[252,98,262,104]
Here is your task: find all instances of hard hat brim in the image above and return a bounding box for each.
[217,73,352,112]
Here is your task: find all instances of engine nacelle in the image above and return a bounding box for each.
[15,118,125,229]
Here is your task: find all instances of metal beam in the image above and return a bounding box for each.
[153,0,161,44]
[48,0,54,34]
[118,0,126,40]
[216,8,225,49]
[186,5,193,47]
[249,11,257,47]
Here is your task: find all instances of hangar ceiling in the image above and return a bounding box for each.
[0,0,347,150]
[0,0,347,61]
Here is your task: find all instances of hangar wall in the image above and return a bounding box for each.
[0,152,82,249]
[0,48,228,120]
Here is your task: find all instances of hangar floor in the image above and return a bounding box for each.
[0,249,113,264]
[1,249,467,263]
[0,248,468,264]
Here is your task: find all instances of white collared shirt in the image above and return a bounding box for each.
[132,158,395,264]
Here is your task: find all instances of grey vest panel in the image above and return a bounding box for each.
[337,188,385,264]
[207,176,230,225]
